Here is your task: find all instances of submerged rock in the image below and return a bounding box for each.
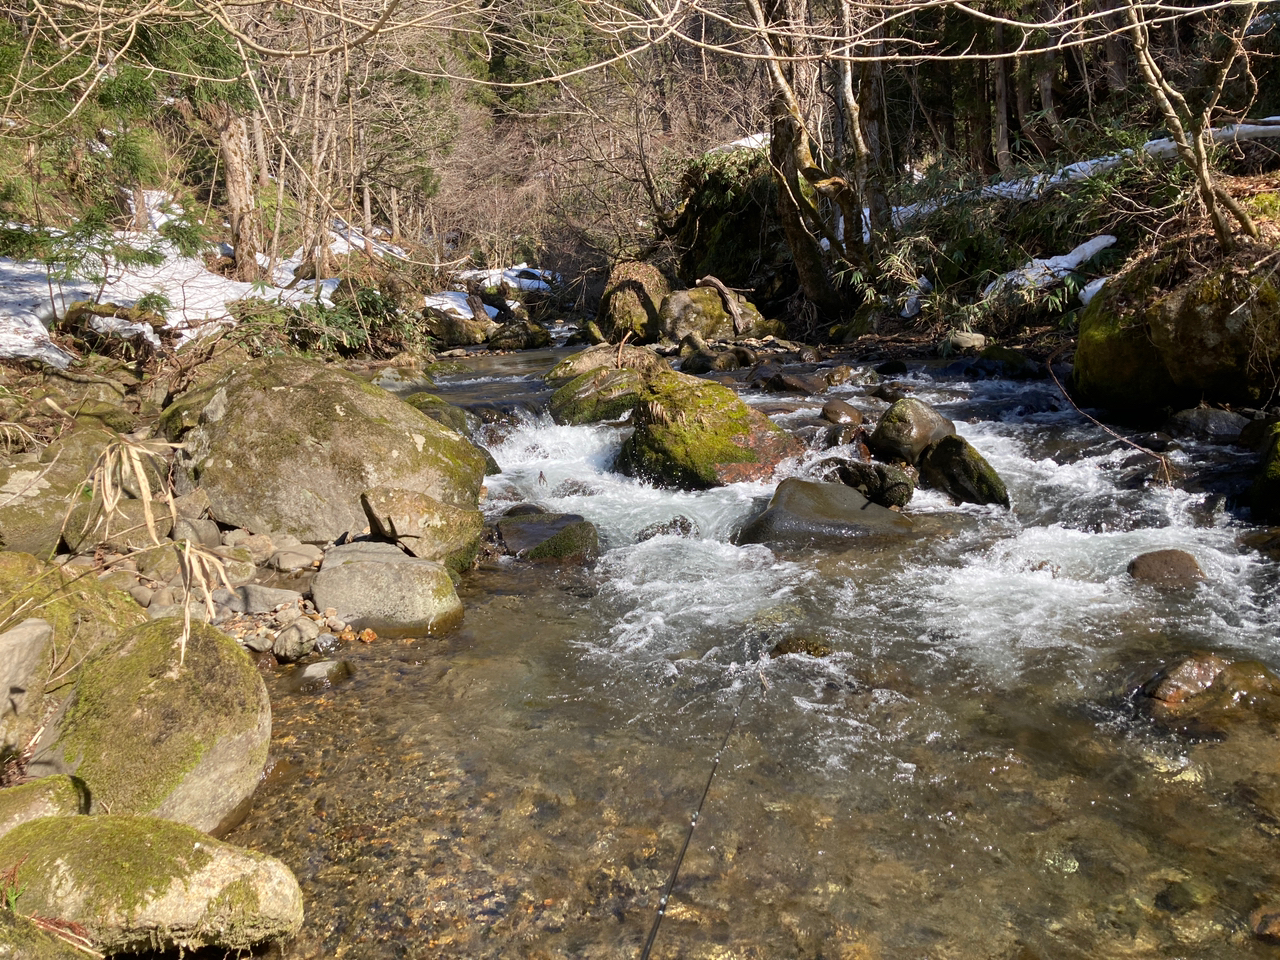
[867,398,955,465]
[917,435,1011,508]
[1139,654,1280,729]
[163,356,488,543]
[1127,548,1205,585]
[735,478,915,548]
[311,540,463,636]
[27,618,271,836]
[616,372,801,489]
[0,814,303,954]
[636,515,698,541]
[496,512,600,563]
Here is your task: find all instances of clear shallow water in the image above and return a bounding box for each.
[230,358,1280,960]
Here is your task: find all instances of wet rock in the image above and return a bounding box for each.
[735,478,915,548]
[874,360,908,376]
[1250,903,1280,944]
[1252,422,1280,524]
[680,345,737,374]
[616,372,802,489]
[0,554,146,758]
[917,435,1011,508]
[361,486,484,572]
[0,774,89,841]
[1140,656,1280,729]
[832,460,916,508]
[489,319,552,351]
[27,618,271,835]
[824,423,869,450]
[311,541,463,636]
[821,398,863,425]
[273,616,321,662]
[763,371,827,394]
[0,814,303,954]
[769,634,834,658]
[549,367,648,425]
[1127,549,1205,585]
[496,513,600,563]
[868,398,955,465]
[636,516,698,541]
[1141,652,1230,719]
[287,659,355,693]
[1165,407,1249,443]
[163,356,487,543]
[503,502,548,517]
[870,382,914,404]
[545,343,671,385]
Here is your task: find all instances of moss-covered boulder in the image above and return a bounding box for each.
[616,372,802,489]
[162,356,488,543]
[360,486,484,572]
[404,391,483,440]
[658,287,781,342]
[422,307,500,346]
[832,460,916,508]
[0,815,303,954]
[600,262,670,343]
[1073,241,1280,413]
[917,435,1011,508]
[1253,422,1280,525]
[488,319,552,350]
[0,775,88,842]
[0,554,146,761]
[28,618,271,836]
[868,398,956,465]
[549,367,648,425]
[545,343,672,385]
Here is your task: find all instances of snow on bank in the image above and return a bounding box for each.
[455,263,559,294]
[982,235,1116,297]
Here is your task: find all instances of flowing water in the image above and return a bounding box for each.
[229,350,1280,960]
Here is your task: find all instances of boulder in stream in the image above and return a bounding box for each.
[26,617,271,836]
[736,478,915,548]
[867,398,955,465]
[657,287,781,342]
[549,367,649,425]
[917,435,1011,508]
[829,460,916,508]
[616,371,802,489]
[163,356,488,543]
[599,261,670,343]
[310,540,463,636]
[545,343,671,385]
[1127,548,1205,585]
[496,512,600,563]
[0,814,303,954]
[489,319,551,350]
[360,486,484,572]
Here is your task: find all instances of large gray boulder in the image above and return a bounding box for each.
[0,815,303,954]
[27,618,271,836]
[736,478,915,547]
[162,356,487,543]
[360,486,484,572]
[868,398,955,465]
[310,541,463,636]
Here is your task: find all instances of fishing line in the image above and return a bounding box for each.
[638,668,767,960]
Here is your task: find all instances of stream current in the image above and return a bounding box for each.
[228,349,1280,960]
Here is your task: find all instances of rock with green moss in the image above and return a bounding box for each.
[162,356,488,543]
[422,307,500,346]
[832,460,916,508]
[488,319,551,350]
[1073,244,1280,413]
[735,478,915,547]
[658,287,782,342]
[360,486,484,571]
[616,372,802,489]
[600,262,670,343]
[495,513,599,563]
[62,498,174,554]
[549,367,648,425]
[0,554,146,759]
[0,909,89,958]
[403,391,482,439]
[310,541,463,637]
[917,435,1011,508]
[545,343,672,385]
[0,814,303,954]
[27,618,270,836]
[868,398,956,465]
[1253,423,1280,524]
[0,775,88,842]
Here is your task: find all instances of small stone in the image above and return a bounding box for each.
[129,584,154,607]
[149,586,175,608]
[821,398,863,426]
[1251,904,1280,943]
[358,628,377,643]
[323,607,338,618]
[315,632,340,655]
[287,659,354,693]
[235,584,304,615]
[243,629,274,654]
[273,618,321,662]
[270,545,324,572]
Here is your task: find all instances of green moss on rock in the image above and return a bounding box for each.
[0,908,89,958]
[548,367,648,425]
[32,618,270,833]
[600,262,670,343]
[0,775,89,841]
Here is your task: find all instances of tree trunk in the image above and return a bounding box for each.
[202,103,263,283]
[994,26,1013,174]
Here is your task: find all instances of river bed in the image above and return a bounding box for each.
[228,349,1280,959]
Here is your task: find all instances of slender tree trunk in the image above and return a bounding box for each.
[390,186,400,240]
[251,116,270,189]
[201,102,263,282]
[994,26,1013,174]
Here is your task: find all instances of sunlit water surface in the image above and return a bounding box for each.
[230,354,1280,960]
